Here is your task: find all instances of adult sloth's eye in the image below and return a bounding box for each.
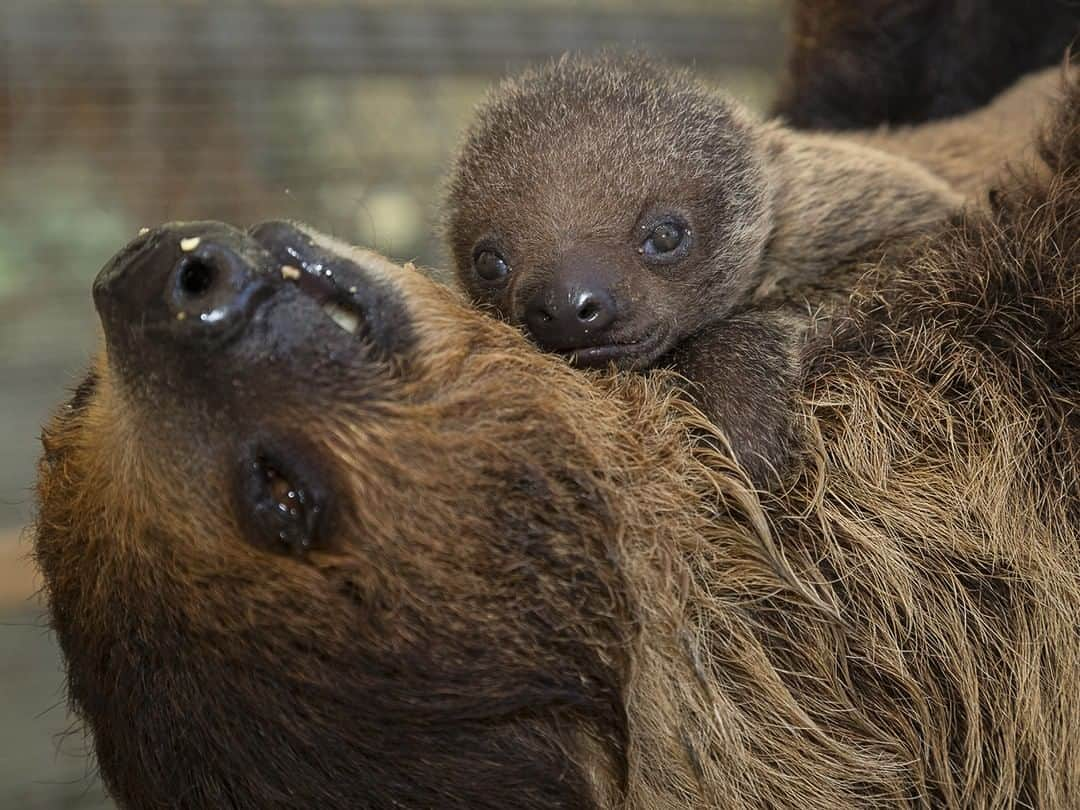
[236,450,329,556]
[641,221,689,257]
[474,249,510,282]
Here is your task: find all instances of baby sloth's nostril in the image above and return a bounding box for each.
[176,257,217,299]
[570,288,615,332]
[577,300,600,323]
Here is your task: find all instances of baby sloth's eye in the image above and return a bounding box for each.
[474,249,510,282]
[641,221,690,257]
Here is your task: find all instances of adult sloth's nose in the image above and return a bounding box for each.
[93,221,276,354]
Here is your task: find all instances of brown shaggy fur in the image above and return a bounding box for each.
[446,54,959,312]
[33,73,1080,808]
[443,55,1060,485]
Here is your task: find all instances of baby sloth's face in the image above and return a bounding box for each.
[34,221,656,809]
[447,56,773,370]
[461,199,709,371]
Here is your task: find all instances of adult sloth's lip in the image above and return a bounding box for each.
[279,258,369,338]
[249,220,414,362]
[248,220,415,362]
[564,329,669,371]
[266,240,370,339]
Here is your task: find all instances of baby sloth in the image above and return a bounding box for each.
[446,55,960,484]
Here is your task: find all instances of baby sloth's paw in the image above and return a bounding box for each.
[666,310,808,489]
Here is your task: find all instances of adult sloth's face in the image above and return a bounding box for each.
[34,221,664,810]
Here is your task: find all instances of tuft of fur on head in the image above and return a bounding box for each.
[446,51,766,240]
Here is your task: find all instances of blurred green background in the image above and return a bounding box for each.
[0,1,783,806]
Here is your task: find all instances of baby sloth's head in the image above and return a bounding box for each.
[446,54,773,370]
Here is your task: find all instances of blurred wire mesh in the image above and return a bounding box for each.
[0,2,783,806]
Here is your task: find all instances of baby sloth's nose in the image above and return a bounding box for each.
[525,264,618,352]
[93,221,274,351]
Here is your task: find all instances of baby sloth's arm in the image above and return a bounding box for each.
[665,308,810,488]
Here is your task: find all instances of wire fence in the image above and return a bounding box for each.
[1,1,782,286]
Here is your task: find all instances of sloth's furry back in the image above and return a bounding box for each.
[768,69,1079,807]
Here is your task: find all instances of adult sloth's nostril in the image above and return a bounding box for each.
[93,222,280,356]
[176,257,216,299]
[163,239,275,334]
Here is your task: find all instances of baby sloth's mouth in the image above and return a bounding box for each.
[563,328,670,371]
[517,272,673,372]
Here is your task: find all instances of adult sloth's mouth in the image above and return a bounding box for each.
[249,220,413,362]
[266,236,371,340]
[91,219,414,399]
[280,259,369,339]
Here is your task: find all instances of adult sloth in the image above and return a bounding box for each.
[33,73,1079,808]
